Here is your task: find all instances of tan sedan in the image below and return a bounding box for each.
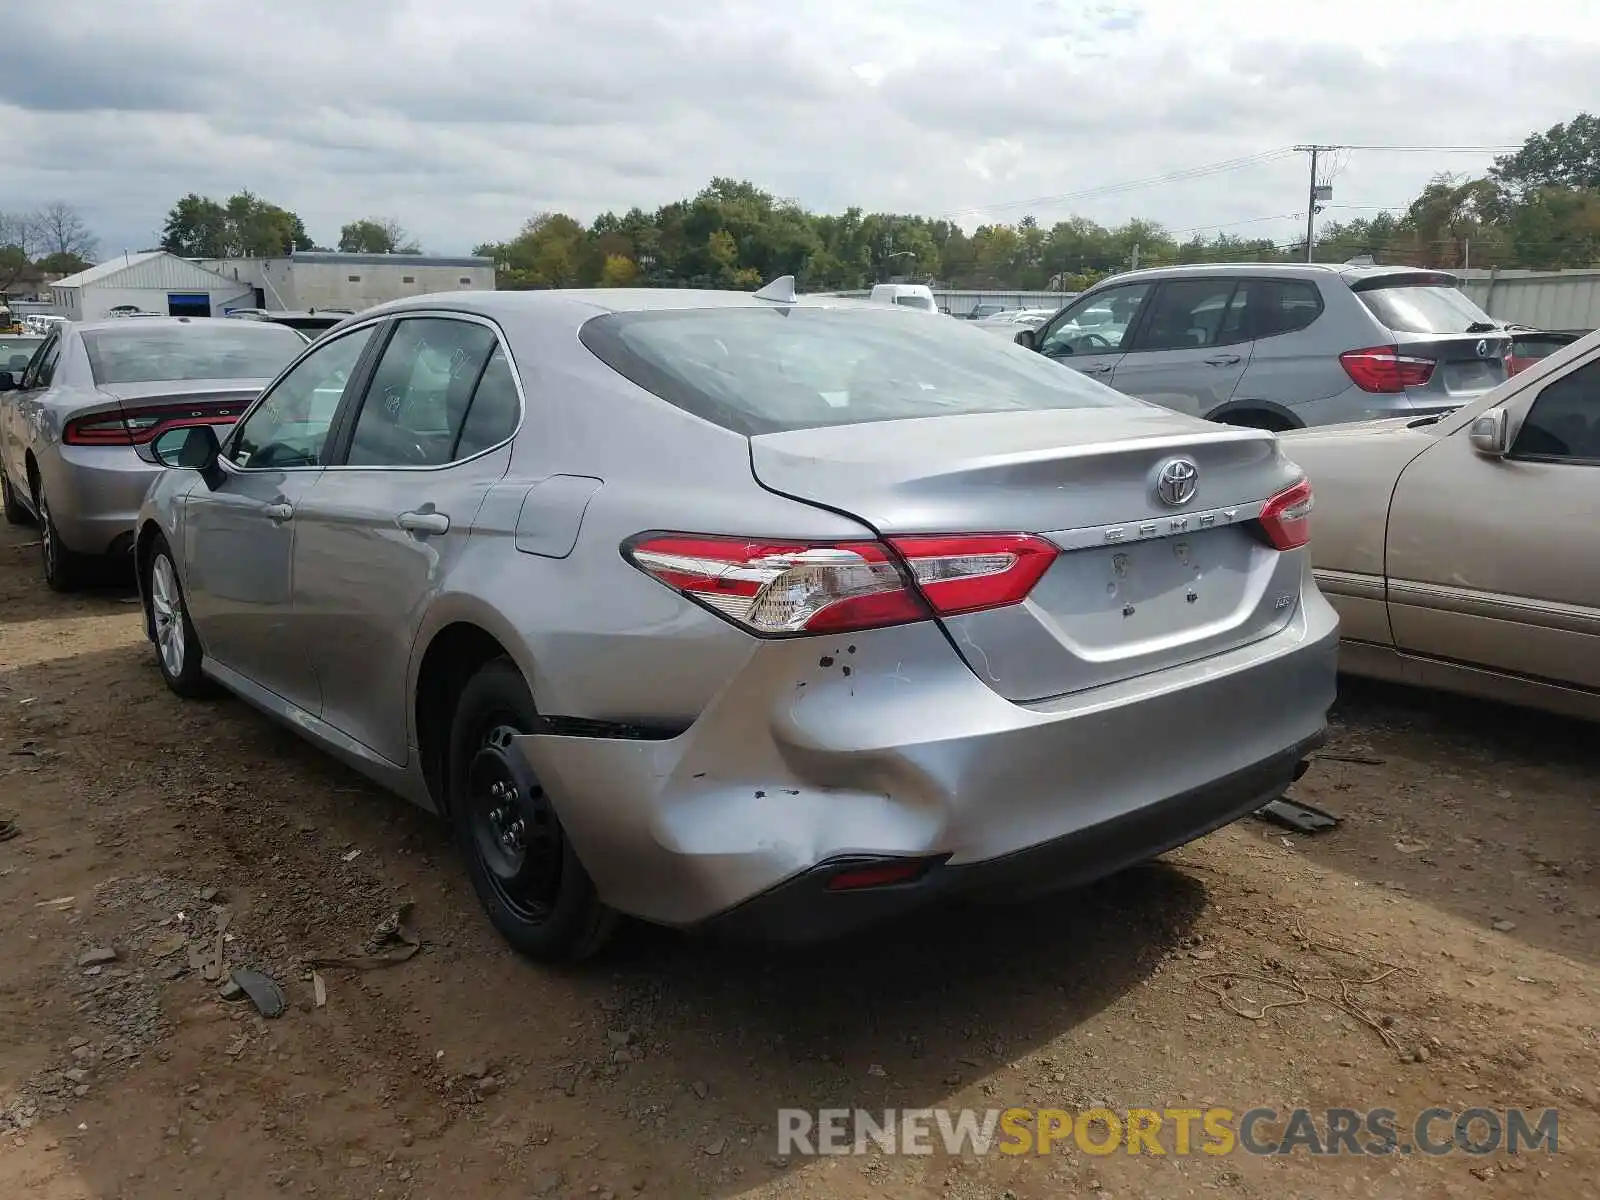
[1282,327,1600,722]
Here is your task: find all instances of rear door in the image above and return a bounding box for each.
[1031,281,1152,384]
[1348,273,1510,410]
[1108,277,1254,418]
[290,314,522,765]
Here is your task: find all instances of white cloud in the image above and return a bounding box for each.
[1,0,1597,256]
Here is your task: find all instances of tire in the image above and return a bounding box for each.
[143,536,212,697]
[1,469,29,525]
[35,480,90,592]
[447,658,615,962]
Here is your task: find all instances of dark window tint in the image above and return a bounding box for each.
[82,322,305,385]
[1357,284,1494,335]
[1250,279,1324,338]
[454,346,521,458]
[580,307,1127,436]
[229,326,375,469]
[1038,282,1150,357]
[1138,279,1240,351]
[1512,359,1600,462]
[345,318,498,467]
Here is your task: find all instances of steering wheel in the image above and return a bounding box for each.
[1077,332,1113,350]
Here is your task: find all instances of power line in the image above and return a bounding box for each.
[950,148,1298,218]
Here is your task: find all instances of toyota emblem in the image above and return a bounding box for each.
[1155,457,1199,507]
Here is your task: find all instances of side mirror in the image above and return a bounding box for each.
[0,371,15,392]
[139,424,224,483]
[1468,408,1510,456]
[1013,329,1037,351]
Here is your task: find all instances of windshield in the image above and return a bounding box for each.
[894,295,935,311]
[580,306,1128,435]
[81,322,306,385]
[1357,284,1495,335]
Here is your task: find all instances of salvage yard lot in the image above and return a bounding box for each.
[0,521,1597,1199]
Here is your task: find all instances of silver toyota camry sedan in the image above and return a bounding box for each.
[132,282,1337,960]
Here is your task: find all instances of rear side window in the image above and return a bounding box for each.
[1137,279,1241,351]
[579,307,1126,435]
[1355,282,1495,335]
[81,323,306,385]
[345,318,499,467]
[1250,279,1324,338]
[454,346,522,457]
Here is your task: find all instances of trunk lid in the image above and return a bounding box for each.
[749,407,1309,702]
[1394,332,1511,403]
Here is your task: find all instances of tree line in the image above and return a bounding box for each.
[8,112,1599,301]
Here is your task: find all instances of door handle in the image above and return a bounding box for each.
[1204,353,1242,366]
[1079,364,1114,376]
[264,502,294,523]
[397,510,451,535]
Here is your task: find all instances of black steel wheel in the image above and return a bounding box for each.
[447,658,615,961]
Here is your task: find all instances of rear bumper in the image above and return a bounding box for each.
[700,736,1320,943]
[41,446,159,556]
[512,584,1339,935]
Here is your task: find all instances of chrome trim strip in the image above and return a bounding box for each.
[1388,577,1600,638]
[1312,568,1386,603]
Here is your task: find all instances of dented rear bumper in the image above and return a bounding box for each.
[511,585,1339,935]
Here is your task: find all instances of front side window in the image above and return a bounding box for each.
[1038,283,1150,357]
[580,305,1128,436]
[1512,358,1600,462]
[344,318,499,466]
[228,326,376,469]
[80,323,305,385]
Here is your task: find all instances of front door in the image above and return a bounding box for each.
[292,315,522,764]
[1109,277,1253,419]
[1385,349,1600,690]
[181,323,379,713]
[1031,281,1152,385]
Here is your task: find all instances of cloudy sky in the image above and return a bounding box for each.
[3,0,1598,258]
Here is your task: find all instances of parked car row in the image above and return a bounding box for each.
[0,279,1592,968]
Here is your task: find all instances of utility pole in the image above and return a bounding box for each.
[1130,243,1141,271]
[1294,145,1338,262]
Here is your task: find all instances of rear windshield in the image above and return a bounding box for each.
[1357,284,1495,335]
[579,306,1127,434]
[81,322,306,385]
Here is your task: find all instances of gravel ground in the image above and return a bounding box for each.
[0,521,1596,1199]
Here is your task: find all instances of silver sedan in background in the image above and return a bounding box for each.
[131,285,1336,960]
[0,316,307,589]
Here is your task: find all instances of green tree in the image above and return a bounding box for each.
[160,193,230,257]
[337,218,420,254]
[161,191,312,257]
[1492,113,1600,195]
[599,254,640,286]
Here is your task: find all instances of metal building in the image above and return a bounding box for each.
[48,252,254,321]
[198,251,496,314]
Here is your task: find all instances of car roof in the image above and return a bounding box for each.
[359,288,891,324]
[1085,262,1459,289]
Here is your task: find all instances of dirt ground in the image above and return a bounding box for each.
[0,521,1596,1200]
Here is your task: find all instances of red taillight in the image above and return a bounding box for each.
[1259,479,1313,551]
[623,532,1059,636]
[887,534,1059,616]
[1339,346,1435,393]
[62,405,244,447]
